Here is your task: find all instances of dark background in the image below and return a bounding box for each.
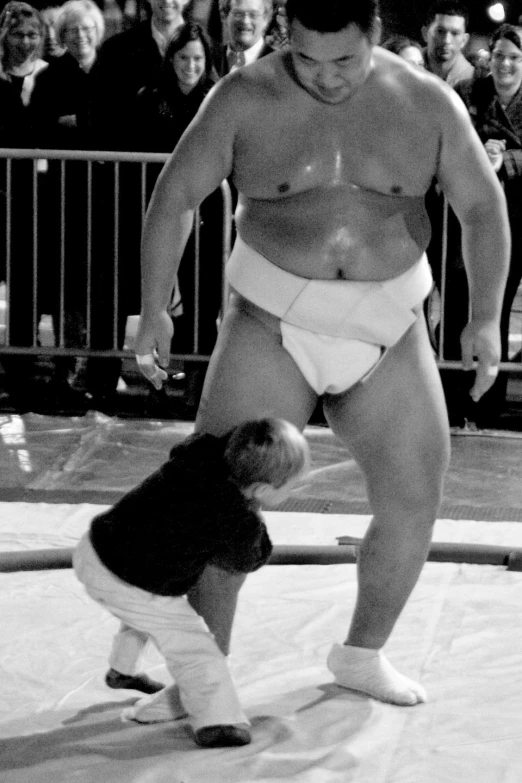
[380,0,522,41]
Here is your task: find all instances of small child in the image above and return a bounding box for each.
[73,417,309,748]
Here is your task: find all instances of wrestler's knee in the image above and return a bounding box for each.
[369,439,448,523]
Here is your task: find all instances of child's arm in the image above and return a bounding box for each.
[209,516,273,574]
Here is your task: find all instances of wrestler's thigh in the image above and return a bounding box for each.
[195,305,318,435]
[324,317,451,507]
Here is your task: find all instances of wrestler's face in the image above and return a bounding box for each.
[423,14,468,65]
[289,20,379,104]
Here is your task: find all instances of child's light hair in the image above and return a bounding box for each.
[224,418,309,489]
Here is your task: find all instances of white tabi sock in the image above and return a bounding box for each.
[121,683,188,723]
[327,643,427,706]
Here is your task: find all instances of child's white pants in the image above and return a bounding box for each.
[73,533,248,731]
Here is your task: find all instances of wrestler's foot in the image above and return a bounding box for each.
[105,668,165,694]
[195,724,251,748]
[327,643,427,706]
[122,683,188,723]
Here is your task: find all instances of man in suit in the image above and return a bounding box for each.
[217,0,273,75]
[422,1,476,426]
[93,0,191,145]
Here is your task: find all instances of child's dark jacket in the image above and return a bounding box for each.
[89,433,272,596]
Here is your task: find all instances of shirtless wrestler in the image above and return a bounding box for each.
[135,0,510,707]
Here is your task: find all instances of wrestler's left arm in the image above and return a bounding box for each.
[434,86,510,402]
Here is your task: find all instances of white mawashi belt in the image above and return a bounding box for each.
[226,236,432,347]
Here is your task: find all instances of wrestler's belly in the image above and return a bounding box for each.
[235,186,431,282]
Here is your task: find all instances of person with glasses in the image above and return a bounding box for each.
[34,0,105,146]
[0,2,51,412]
[452,24,522,428]
[217,0,273,75]
[27,1,115,414]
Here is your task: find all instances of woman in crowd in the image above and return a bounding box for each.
[382,35,425,69]
[0,2,52,409]
[133,21,217,151]
[30,0,114,411]
[34,0,105,146]
[0,0,48,143]
[456,23,522,427]
[134,22,222,406]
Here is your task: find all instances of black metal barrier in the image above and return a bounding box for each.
[0,148,232,363]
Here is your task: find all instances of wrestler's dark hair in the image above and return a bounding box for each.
[285,0,379,36]
[425,1,469,28]
[490,23,522,53]
[224,418,309,490]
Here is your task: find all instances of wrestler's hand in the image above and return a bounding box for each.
[460,319,501,402]
[135,311,173,390]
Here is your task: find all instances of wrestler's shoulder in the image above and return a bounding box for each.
[373,48,469,119]
[215,50,287,101]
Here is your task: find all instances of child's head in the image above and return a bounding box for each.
[224,418,310,507]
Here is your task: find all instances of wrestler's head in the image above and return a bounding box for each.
[285,0,379,36]
[285,0,381,105]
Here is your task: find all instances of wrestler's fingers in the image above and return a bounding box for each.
[470,362,499,402]
[136,353,168,390]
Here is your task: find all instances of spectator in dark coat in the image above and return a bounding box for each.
[134,23,223,403]
[30,0,119,411]
[454,24,522,427]
[0,2,51,408]
[93,0,191,148]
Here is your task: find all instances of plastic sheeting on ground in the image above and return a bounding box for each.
[1,505,522,783]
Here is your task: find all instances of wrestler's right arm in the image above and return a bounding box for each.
[135,77,240,388]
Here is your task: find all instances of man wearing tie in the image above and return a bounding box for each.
[218,0,274,75]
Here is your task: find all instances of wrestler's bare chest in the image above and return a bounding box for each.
[232,89,436,280]
[232,76,436,199]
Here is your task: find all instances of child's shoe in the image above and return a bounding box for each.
[105,668,165,694]
[195,724,251,748]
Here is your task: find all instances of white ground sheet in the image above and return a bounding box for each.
[1,503,522,783]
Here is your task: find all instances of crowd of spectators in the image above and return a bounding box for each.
[0,0,521,426]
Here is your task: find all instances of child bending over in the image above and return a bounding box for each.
[73,417,310,748]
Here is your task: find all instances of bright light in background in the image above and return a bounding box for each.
[488,3,506,22]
